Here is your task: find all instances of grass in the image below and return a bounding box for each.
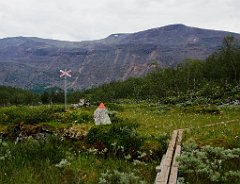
[0,102,240,183]
[117,103,240,139]
[0,138,157,184]
[184,120,240,148]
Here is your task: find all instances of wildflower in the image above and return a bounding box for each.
[2,141,8,147]
[137,151,147,159]
[101,148,108,153]
[124,154,132,160]
[87,148,99,154]
[133,159,147,165]
[55,159,70,168]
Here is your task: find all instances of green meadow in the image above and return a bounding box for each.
[0,103,240,183]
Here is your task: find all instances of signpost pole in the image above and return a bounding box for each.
[60,69,72,111]
[64,74,67,111]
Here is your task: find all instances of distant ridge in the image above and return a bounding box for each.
[0,24,239,90]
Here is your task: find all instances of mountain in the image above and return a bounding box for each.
[0,24,239,90]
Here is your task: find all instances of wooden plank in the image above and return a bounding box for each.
[156,154,165,172]
[155,130,178,184]
[177,129,183,145]
[168,167,178,184]
[156,165,170,183]
[168,131,182,184]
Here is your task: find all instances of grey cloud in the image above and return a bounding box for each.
[0,0,239,41]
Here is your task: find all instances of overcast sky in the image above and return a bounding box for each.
[0,0,239,41]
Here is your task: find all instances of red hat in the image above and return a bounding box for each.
[99,102,105,109]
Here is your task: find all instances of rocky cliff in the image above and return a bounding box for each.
[0,24,239,90]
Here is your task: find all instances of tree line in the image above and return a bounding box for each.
[0,36,239,105]
[80,36,240,103]
[0,86,39,106]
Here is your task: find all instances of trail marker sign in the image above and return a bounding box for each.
[60,69,72,78]
[60,69,72,110]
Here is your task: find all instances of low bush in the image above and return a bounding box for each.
[139,133,169,161]
[0,105,64,124]
[53,110,93,124]
[76,111,93,123]
[0,135,66,169]
[86,125,111,150]
[178,140,240,184]
[140,139,163,161]
[104,103,124,112]
[99,170,148,184]
[159,96,189,105]
[182,106,220,115]
[86,120,143,158]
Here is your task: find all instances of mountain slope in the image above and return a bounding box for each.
[0,24,239,90]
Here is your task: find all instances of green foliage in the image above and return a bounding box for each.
[0,102,240,183]
[67,110,93,124]
[0,86,40,106]
[182,106,220,115]
[86,125,112,149]
[105,103,124,112]
[41,91,50,104]
[76,111,93,123]
[1,36,240,106]
[14,135,65,164]
[76,36,240,104]
[40,89,64,104]
[86,121,143,158]
[0,105,64,124]
[0,136,67,183]
[178,140,240,184]
[99,170,148,184]
[140,139,164,161]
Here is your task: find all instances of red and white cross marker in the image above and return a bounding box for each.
[60,69,72,78]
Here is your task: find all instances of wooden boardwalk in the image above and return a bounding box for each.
[155,129,183,184]
[154,119,239,184]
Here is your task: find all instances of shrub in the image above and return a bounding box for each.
[104,103,124,112]
[63,123,92,140]
[86,120,143,158]
[140,140,163,161]
[99,170,148,184]
[108,122,143,156]
[0,105,65,124]
[77,111,93,123]
[15,135,66,164]
[0,135,66,168]
[86,125,112,150]
[45,109,93,124]
[178,140,240,184]
[182,106,220,115]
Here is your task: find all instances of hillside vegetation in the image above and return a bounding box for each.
[0,86,40,106]
[79,36,240,104]
[1,36,239,107]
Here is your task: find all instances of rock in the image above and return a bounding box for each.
[19,122,42,136]
[72,99,91,109]
[93,103,111,125]
[63,124,91,140]
[6,122,54,141]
